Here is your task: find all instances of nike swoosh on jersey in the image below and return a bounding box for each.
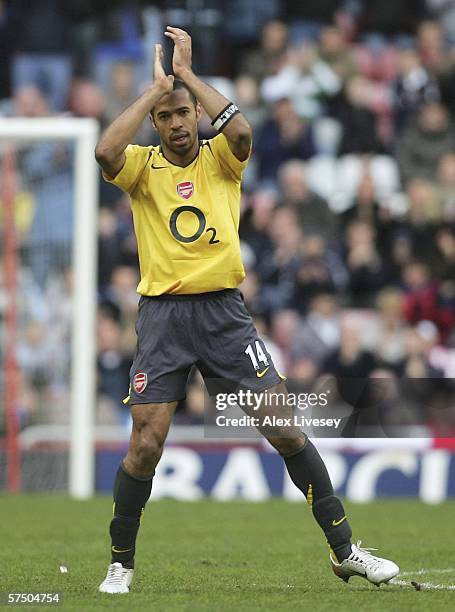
[151,163,167,169]
[332,516,347,526]
[256,367,270,378]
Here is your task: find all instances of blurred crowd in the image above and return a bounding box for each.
[0,0,454,432]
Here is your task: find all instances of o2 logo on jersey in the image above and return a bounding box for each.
[170,205,220,245]
[176,181,194,199]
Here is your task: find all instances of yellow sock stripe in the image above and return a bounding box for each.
[307,483,313,506]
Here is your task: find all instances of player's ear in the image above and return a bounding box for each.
[149,112,157,130]
[195,102,202,122]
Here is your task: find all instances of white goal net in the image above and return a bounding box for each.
[0,118,99,498]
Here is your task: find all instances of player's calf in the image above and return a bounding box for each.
[280,438,353,563]
[109,462,154,569]
[266,433,307,458]
[99,402,176,593]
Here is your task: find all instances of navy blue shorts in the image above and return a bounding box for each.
[124,289,282,405]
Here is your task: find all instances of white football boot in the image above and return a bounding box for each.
[330,541,399,586]
[98,562,134,594]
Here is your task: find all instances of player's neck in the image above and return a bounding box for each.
[160,140,200,167]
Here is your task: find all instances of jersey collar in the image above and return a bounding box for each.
[158,141,202,168]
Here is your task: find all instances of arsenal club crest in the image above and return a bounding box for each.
[177,181,194,199]
[133,372,148,394]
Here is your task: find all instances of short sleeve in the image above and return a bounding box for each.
[102,145,151,194]
[208,133,251,181]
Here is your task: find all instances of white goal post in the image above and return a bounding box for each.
[0,118,99,499]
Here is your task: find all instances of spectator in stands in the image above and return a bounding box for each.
[97,311,133,424]
[98,208,121,291]
[256,207,302,313]
[322,321,379,436]
[355,0,428,38]
[430,227,455,343]
[426,0,455,44]
[396,101,455,184]
[0,0,13,98]
[240,189,276,266]
[291,292,341,368]
[322,323,376,378]
[432,225,455,280]
[254,98,315,181]
[400,320,443,377]
[9,0,74,111]
[103,265,140,328]
[318,25,358,83]
[68,78,106,125]
[438,57,455,118]
[292,232,348,313]
[371,288,408,370]
[104,61,151,145]
[436,152,455,221]
[239,269,263,316]
[45,266,73,374]
[344,220,393,307]
[261,42,341,119]
[91,3,144,89]
[233,74,268,130]
[241,20,289,83]
[114,193,139,268]
[223,0,281,74]
[417,19,447,72]
[333,75,384,155]
[278,159,336,239]
[175,371,206,425]
[401,260,444,327]
[12,84,50,118]
[384,228,418,284]
[13,86,74,287]
[340,174,387,234]
[406,178,442,224]
[282,0,344,43]
[270,309,302,372]
[17,321,53,393]
[382,179,441,271]
[392,45,440,133]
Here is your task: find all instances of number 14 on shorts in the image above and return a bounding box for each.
[245,341,269,372]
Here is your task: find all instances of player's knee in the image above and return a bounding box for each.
[128,425,165,474]
[267,434,307,457]
[136,433,164,468]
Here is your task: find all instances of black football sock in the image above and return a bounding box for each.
[282,439,352,562]
[109,462,154,569]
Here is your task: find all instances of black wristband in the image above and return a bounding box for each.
[211,103,240,132]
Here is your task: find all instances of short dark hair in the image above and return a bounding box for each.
[150,79,197,115]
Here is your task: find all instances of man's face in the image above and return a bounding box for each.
[151,89,200,156]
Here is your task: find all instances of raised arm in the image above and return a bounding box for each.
[165,26,252,162]
[95,44,174,178]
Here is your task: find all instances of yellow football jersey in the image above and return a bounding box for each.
[104,134,249,295]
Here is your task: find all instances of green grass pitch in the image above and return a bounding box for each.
[2,496,454,611]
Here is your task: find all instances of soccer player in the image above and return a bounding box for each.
[96,27,399,594]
